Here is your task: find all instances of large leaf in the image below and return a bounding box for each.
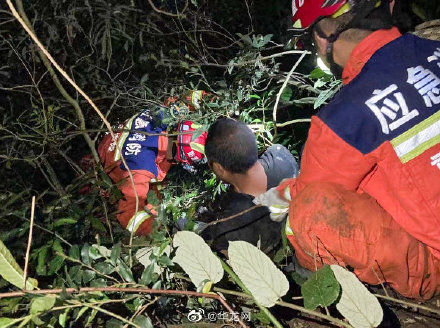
[331,265,383,328]
[172,231,223,289]
[133,315,154,328]
[228,241,289,307]
[0,239,37,290]
[301,265,340,310]
[30,295,56,314]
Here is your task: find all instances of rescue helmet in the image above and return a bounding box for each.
[176,120,207,165]
[292,0,388,30]
[292,0,347,29]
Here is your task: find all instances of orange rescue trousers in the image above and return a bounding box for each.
[282,181,440,300]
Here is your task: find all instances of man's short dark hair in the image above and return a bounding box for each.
[205,118,258,174]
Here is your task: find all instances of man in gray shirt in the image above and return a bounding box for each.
[201,118,298,254]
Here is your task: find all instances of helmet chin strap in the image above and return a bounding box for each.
[325,35,344,79]
[325,34,344,78]
[314,23,345,78]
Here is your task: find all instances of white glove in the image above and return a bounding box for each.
[253,187,290,222]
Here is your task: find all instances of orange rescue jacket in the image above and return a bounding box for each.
[278,28,440,299]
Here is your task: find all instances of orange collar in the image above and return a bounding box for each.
[342,27,402,85]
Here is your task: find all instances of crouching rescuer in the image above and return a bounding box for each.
[98,92,208,235]
[255,0,440,299]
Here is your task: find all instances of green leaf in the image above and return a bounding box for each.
[69,265,83,285]
[90,278,107,287]
[290,272,308,287]
[90,216,107,233]
[82,270,96,284]
[301,265,340,310]
[133,315,153,328]
[59,309,69,327]
[85,308,98,326]
[53,218,77,227]
[157,255,173,267]
[106,319,123,328]
[253,310,271,325]
[147,191,160,206]
[309,67,331,80]
[17,316,32,328]
[93,244,112,258]
[237,33,253,46]
[0,239,37,290]
[272,248,287,264]
[116,259,134,282]
[331,265,383,328]
[228,241,289,307]
[0,297,21,313]
[81,244,91,266]
[110,243,121,265]
[152,280,161,289]
[69,245,80,260]
[52,239,64,254]
[75,306,89,322]
[95,262,115,275]
[30,295,56,315]
[292,97,317,105]
[89,245,103,260]
[172,231,224,290]
[314,81,341,109]
[139,264,155,286]
[280,87,292,102]
[47,255,64,275]
[36,247,49,275]
[158,240,170,255]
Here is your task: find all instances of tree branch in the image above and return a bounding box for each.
[273,52,308,138]
[0,287,249,328]
[14,0,99,163]
[8,0,141,266]
[147,0,188,17]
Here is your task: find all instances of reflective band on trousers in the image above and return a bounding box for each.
[126,210,149,233]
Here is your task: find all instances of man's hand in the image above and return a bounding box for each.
[253,187,290,222]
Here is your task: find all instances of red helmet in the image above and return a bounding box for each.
[176,120,207,165]
[292,0,348,29]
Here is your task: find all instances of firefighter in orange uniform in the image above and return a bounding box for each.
[257,0,440,299]
[98,91,209,235]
